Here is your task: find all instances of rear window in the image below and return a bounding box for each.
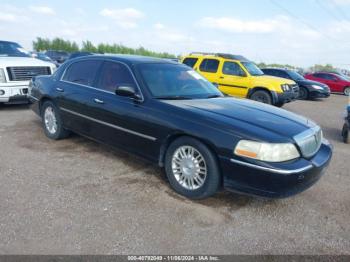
[183,58,198,68]
[62,60,102,87]
[199,59,219,73]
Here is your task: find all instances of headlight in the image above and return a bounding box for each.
[234,140,300,162]
[281,84,290,92]
[311,85,324,90]
[0,69,6,83]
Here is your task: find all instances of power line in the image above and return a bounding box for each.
[269,0,335,43]
[315,0,345,23]
[330,0,350,21]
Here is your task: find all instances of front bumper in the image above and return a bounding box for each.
[0,84,29,103]
[272,90,298,104]
[221,141,332,198]
[309,89,330,99]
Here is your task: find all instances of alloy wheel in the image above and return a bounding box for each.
[44,106,58,135]
[171,146,207,190]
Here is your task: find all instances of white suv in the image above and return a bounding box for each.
[0,41,56,104]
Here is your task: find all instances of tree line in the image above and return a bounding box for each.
[32,37,176,58]
[32,37,344,74]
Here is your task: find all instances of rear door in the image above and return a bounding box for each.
[312,73,338,92]
[55,59,103,136]
[197,58,221,84]
[218,61,249,98]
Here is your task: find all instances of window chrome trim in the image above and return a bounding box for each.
[60,107,156,141]
[59,58,145,102]
[230,158,313,175]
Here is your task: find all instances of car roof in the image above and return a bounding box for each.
[0,40,19,45]
[72,54,177,66]
[185,53,250,62]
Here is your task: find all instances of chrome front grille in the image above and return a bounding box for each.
[6,66,51,81]
[294,126,323,158]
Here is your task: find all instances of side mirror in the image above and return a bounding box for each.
[115,85,142,100]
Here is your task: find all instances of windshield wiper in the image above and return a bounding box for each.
[155,96,192,100]
[206,94,222,98]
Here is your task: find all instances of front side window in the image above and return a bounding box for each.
[138,63,222,99]
[62,60,102,86]
[97,61,136,92]
[199,59,220,73]
[241,62,264,76]
[222,62,246,76]
[183,58,198,68]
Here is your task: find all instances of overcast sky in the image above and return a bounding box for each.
[1,0,350,68]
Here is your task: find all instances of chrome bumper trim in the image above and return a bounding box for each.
[230,158,313,175]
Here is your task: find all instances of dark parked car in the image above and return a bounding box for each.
[342,105,350,144]
[44,50,70,64]
[33,52,60,68]
[262,68,330,100]
[67,52,95,60]
[28,55,332,199]
[305,72,350,96]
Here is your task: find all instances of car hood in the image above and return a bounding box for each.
[163,97,316,140]
[0,57,55,68]
[254,75,296,85]
[297,79,328,87]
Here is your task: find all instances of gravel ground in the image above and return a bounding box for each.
[0,95,349,255]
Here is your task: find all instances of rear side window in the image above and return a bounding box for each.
[314,73,335,80]
[199,59,219,73]
[222,62,245,76]
[62,60,102,86]
[183,58,198,68]
[97,61,136,92]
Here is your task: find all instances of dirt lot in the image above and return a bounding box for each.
[0,95,349,255]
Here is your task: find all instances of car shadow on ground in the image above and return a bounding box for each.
[322,126,344,143]
[27,118,259,210]
[0,103,30,111]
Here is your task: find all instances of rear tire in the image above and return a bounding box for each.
[165,137,221,199]
[299,86,309,100]
[344,87,350,96]
[250,90,272,105]
[275,102,285,108]
[342,124,350,144]
[41,101,70,140]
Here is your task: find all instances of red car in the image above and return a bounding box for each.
[305,72,350,96]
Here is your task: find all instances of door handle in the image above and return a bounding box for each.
[56,87,64,92]
[219,76,225,79]
[94,98,104,104]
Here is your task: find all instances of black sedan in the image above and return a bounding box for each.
[28,55,332,199]
[262,68,330,100]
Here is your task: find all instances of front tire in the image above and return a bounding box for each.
[250,90,272,105]
[299,86,309,100]
[165,137,221,199]
[41,101,70,140]
[344,87,350,96]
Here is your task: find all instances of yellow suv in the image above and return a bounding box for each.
[181,53,299,107]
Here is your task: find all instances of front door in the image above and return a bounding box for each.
[218,61,249,98]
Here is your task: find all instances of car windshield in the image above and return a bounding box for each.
[138,63,223,99]
[241,62,264,76]
[287,70,305,81]
[0,42,30,57]
[337,74,350,81]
